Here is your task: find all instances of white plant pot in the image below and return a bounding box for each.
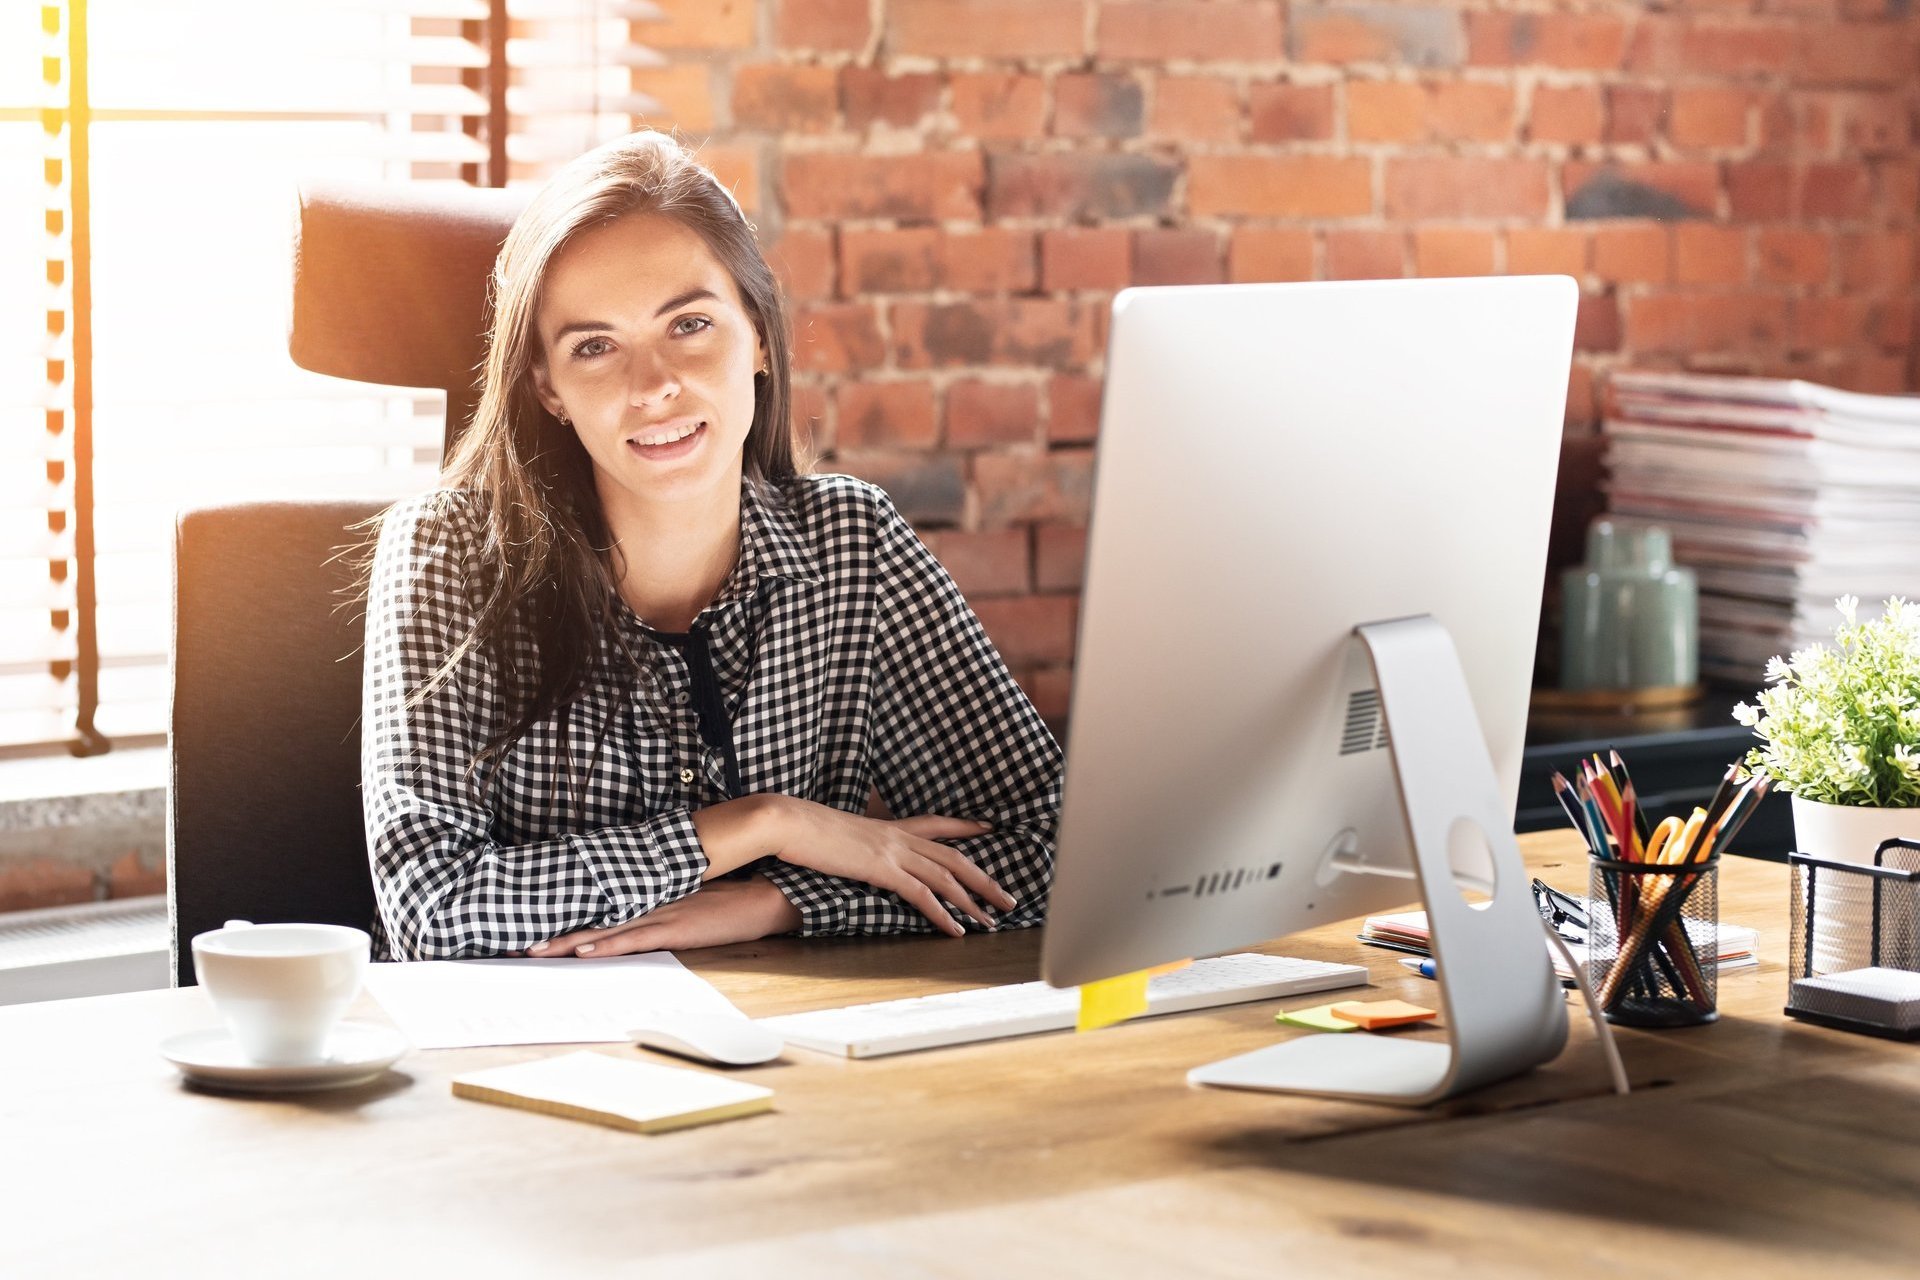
[1789,796,1920,974]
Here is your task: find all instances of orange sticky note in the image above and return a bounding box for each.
[1328,999,1436,1030]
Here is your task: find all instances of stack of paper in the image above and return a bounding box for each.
[1360,906,1758,980]
[1600,371,1920,681]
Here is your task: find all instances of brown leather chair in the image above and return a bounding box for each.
[167,182,526,984]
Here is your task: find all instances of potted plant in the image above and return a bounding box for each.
[1734,596,1920,968]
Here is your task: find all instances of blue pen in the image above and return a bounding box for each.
[1398,957,1437,980]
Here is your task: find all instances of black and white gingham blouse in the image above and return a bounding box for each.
[361,472,1062,961]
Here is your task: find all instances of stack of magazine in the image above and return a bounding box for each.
[1601,371,1920,682]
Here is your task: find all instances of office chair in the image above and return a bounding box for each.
[167,181,525,985]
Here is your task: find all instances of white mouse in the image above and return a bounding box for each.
[628,1013,784,1067]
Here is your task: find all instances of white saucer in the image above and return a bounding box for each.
[160,1020,408,1093]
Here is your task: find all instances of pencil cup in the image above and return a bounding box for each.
[1588,858,1719,1028]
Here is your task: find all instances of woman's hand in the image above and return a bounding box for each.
[764,797,1013,936]
[525,875,803,958]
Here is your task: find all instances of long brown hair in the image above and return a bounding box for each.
[428,130,800,780]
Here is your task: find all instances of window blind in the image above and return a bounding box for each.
[0,0,654,754]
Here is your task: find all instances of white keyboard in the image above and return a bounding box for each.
[757,953,1369,1059]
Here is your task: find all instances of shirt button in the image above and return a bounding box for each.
[679,767,695,784]
[673,690,691,706]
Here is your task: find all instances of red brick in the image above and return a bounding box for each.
[1627,17,1799,79]
[1565,360,1597,428]
[1042,228,1131,292]
[699,143,761,215]
[1592,225,1672,285]
[1605,85,1664,145]
[1790,296,1871,351]
[1151,76,1241,143]
[768,226,836,304]
[1674,224,1750,285]
[1575,290,1621,353]
[1877,161,1919,224]
[1623,292,1789,352]
[0,858,93,912]
[1324,228,1405,280]
[634,64,716,135]
[989,153,1180,221]
[1414,227,1497,277]
[975,448,1096,526]
[792,303,887,374]
[926,528,1031,598]
[1757,229,1832,285]
[1048,374,1103,443]
[1467,13,1628,70]
[1799,24,1920,87]
[833,450,967,525]
[1727,162,1794,220]
[890,0,1085,58]
[107,850,165,899]
[781,150,983,222]
[1564,162,1719,220]
[1837,94,1911,156]
[940,229,1037,295]
[836,380,938,449]
[649,0,755,49]
[1760,93,1836,153]
[1506,227,1588,278]
[1133,228,1223,285]
[840,227,939,295]
[776,0,871,50]
[1843,354,1912,394]
[974,595,1078,665]
[791,379,829,451]
[1528,84,1604,145]
[1346,81,1425,144]
[1669,87,1752,149]
[841,69,942,131]
[1387,157,1549,219]
[891,299,1099,370]
[732,64,839,133]
[1054,72,1147,140]
[1098,1,1286,63]
[1248,82,1336,143]
[1190,155,1373,218]
[950,73,1048,141]
[1429,81,1514,143]
[947,380,1041,447]
[1291,6,1465,67]
[1034,525,1088,592]
[1803,162,1874,219]
[1839,231,1916,292]
[1229,227,1317,283]
[1016,665,1074,724]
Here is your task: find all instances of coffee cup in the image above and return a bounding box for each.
[190,921,370,1066]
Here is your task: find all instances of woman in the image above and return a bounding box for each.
[361,131,1061,961]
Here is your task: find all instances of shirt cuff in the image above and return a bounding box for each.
[757,860,852,936]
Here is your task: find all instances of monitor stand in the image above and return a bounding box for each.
[1187,615,1569,1106]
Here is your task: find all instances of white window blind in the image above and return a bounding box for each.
[0,0,652,754]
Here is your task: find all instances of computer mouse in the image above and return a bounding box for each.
[627,1012,785,1067]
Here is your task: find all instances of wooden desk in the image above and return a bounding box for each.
[4,833,1916,1277]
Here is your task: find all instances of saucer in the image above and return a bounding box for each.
[160,1020,408,1093]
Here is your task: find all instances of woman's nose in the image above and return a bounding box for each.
[626,350,680,406]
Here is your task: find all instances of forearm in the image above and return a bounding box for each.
[691,793,789,879]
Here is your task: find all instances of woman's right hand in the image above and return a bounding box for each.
[764,796,1015,936]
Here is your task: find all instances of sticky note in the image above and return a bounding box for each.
[1077,971,1150,1031]
[1329,999,1436,1030]
[1147,959,1192,977]
[1275,1003,1362,1032]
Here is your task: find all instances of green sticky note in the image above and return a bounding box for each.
[1276,1003,1363,1032]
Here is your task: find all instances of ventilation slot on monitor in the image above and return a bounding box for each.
[1178,862,1284,899]
[1340,689,1392,755]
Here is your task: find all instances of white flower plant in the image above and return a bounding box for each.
[1733,596,1920,808]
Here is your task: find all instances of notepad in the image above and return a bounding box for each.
[1329,999,1436,1030]
[451,1051,773,1134]
[1275,1003,1362,1032]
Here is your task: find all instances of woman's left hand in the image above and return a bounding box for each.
[521,874,802,958]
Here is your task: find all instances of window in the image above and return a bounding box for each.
[2,0,647,755]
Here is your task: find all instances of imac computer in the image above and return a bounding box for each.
[1040,275,1581,1106]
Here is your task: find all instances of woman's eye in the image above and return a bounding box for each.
[571,336,612,359]
[673,315,713,336]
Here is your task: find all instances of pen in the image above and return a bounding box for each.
[1399,957,1436,980]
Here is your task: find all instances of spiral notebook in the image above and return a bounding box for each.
[452,1051,773,1134]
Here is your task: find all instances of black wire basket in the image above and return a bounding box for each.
[1786,838,1920,1040]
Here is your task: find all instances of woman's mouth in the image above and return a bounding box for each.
[625,420,707,460]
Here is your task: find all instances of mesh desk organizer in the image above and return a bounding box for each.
[1786,838,1920,1040]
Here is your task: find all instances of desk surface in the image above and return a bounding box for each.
[4,833,1916,1278]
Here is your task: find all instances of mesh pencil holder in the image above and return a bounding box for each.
[1786,839,1920,1038]
[1588,857,1719,1027]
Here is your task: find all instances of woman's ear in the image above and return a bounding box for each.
[754,330,768,377]
[529,353,565,419]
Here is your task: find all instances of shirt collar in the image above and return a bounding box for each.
[734,476,824,589]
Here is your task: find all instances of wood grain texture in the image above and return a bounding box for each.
[3,832,1915,1277]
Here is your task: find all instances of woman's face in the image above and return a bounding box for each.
[530,211,766,515]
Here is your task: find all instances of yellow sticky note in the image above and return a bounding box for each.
[1077,971,1150,1031]
[1275,1003,1363,1033]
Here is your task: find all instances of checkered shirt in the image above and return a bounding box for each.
[361,473,1062,961]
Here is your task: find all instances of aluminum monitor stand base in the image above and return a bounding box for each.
[1188,616,1569,1106]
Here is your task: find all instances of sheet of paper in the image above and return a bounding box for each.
[362,952,746,1049]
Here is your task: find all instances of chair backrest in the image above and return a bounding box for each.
[169,180,525,983]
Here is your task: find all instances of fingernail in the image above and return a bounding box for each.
[530,942,549,954]
[577,943,595,955]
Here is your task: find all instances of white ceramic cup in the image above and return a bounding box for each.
[191,921,371,1066]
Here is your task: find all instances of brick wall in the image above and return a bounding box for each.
[637,0,1920,723]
